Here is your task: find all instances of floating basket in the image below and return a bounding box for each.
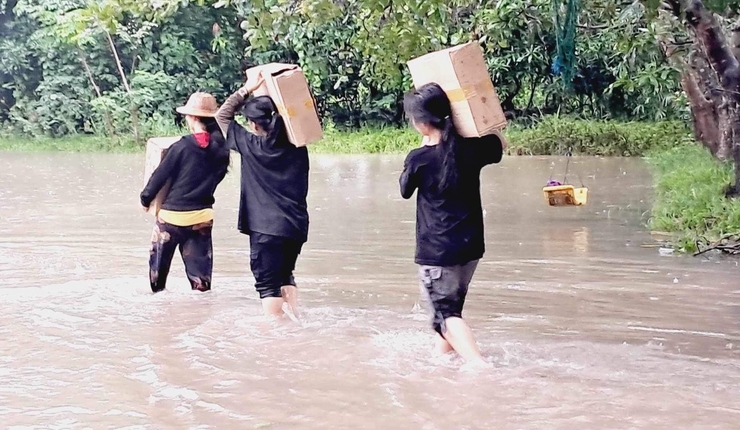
[543,184,588,207]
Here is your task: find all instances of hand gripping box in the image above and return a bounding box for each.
[246,63,323,146]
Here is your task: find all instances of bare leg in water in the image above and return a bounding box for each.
[439,317,487,366]
[281,285,300,318]
[261,286,300,321]
[435,334,454,355]
[261,297,285,318]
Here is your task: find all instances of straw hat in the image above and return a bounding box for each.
[176,92,218,117]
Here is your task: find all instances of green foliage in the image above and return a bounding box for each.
[647,144,740,251]
[1,0,246,138]
[0,0,692,137]
[221,0,686,125]
[605,1,688,120]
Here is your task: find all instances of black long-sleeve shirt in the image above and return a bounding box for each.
[399,134,503,266]
[140,135,229,211]
[216,88,310,242]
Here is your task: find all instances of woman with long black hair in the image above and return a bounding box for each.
[216,75,309,320]
[400,83,505,366]
[141,92,231,293]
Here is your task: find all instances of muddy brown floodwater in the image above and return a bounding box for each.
[0,152,739,429]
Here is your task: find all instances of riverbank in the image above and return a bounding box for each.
[0,117,691,156]
[647,144,740,253]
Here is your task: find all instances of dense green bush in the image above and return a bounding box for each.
[647,145,740,251]
[1,0,688,140]
[506,117,693,156]
[314,117,693,156]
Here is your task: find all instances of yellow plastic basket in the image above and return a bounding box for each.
[543,185,588,206]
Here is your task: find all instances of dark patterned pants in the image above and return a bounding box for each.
[149,220,213,293]
[418,260,479,335]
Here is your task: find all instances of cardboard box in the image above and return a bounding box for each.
[407,42,507,137]
[143,136,180,216]
[246,63,323,146]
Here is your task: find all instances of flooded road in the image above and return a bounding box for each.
[0,153,739,429]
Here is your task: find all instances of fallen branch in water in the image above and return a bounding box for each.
[694,233,740,256]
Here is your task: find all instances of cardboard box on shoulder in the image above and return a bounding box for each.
[143,136,180,216]
[246,63,323,147]
[407,42,507,137]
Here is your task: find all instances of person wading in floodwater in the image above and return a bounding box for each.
[141,92,231,293]
[216,73,309,320]
[399,83,505,366]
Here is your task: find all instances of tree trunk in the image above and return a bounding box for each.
[106,31,140,143]
[683,74,721,155]
[0,0,18,120]
[671,0,740,194]
[526,77,537,111]
[78,50,115,137]
[658,9,722,155]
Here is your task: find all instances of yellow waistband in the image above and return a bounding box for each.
[158,209,214,227]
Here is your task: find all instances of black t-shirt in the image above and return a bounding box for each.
[399,134,503,266]
[140,135,229,211]
[227,122,310,243]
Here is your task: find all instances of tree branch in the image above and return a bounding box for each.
[78,50,103,98]
[106,31,131,93]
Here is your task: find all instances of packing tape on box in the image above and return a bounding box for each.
[445,79,496,103]
[275,98,316,119]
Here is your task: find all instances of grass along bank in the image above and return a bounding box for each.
[0,134,142,153]
[647,144,740,253]
[0,116,692,156]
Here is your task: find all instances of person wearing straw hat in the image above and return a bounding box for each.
[140,92,231,293]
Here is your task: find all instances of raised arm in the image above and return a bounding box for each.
[215,87,248,138]
[215,73,265,138]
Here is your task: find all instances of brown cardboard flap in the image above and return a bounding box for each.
[407,43,470,67]
[144,136,180,216]
[247,63,300,80]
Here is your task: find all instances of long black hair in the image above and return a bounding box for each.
[241,95,288,144]
[195,116,230,166]
[404,83,460,192]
